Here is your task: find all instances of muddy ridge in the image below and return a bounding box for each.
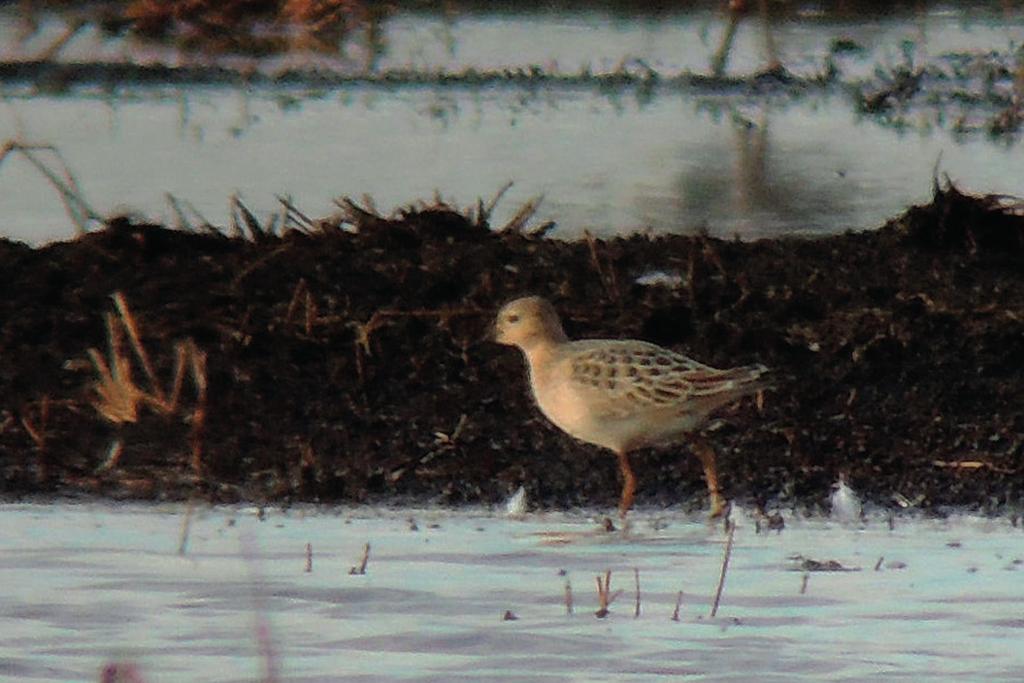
[2,182,1023,514]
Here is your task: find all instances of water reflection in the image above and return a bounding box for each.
[3,2,1024,80]
[1,85,1021,244]
[668,104,862,237]
[2,1,1024,244]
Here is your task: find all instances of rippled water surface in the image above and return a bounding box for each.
[2,3,1024,244]
[2,503,1023,682]
[3,87,1023,245]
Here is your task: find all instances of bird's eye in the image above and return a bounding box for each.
[506,314,520,323]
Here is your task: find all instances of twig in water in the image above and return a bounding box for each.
[178,499,195,556]
[232,194,262,240]
[595,573,610,618]
[874,556,884,572]
[477,180,514,227]
[497,194,543,233]
[36,17,85,60]
[633,567,641,618]
[349,542,370,575]
[671,591,684,622]
[165,193,215,233]
[594,570,621,618]
[336,196,386,230]
[239,531,281,683]
[305,543,313,573]
[0,139,100,234]
[277,194,317,233]
[799,572,809,595]
[709,520,736,617]
[564,577,574,615]
[526,220,557,238]
[165,193,193,231]
[710,2,741,76]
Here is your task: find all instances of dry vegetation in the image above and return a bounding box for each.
[119,0,382,52]
[0,182,1022,513]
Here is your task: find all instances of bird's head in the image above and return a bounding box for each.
[493,296,568,350]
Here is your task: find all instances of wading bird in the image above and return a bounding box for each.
[494,296,768,520]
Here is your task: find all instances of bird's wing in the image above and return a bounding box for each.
[566,341,764,418]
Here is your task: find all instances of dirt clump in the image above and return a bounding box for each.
[1,182,1022,514]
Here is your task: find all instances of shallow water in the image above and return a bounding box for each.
[4,2,1022,81]
[3,86,1023,246]
[2,503,1023,682]
[2,3,1024,244]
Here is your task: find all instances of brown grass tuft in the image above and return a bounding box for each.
[87,293,209,475]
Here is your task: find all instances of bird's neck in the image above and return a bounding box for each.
[520,338,563,377]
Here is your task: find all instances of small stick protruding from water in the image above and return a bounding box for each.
[478,180,514,226]
[564,578,574,615]
[305,543,313,573]
[178,498,195,556]
[710,520,736,617]
[633,567,641,618]
[36,17,85,61]
[799,572,809,595]
[874,556,884,572]
[277,194,317,233]
[349,542,370,575]
[0,140,99,233]
[671,591,684,622]
[165,192,193,232]
[497,194,543,233]
[594,570,622,618]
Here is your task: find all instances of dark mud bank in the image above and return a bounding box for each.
[2,183,1023,514]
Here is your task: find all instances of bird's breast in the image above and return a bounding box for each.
[529,361,706,452]
[530,371,591,435]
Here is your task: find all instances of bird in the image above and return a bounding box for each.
[493,295,768,520]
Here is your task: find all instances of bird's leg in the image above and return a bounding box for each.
[691,437,728,518]
[615,450,637,520]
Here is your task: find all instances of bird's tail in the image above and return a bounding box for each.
[687,363,770,413]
